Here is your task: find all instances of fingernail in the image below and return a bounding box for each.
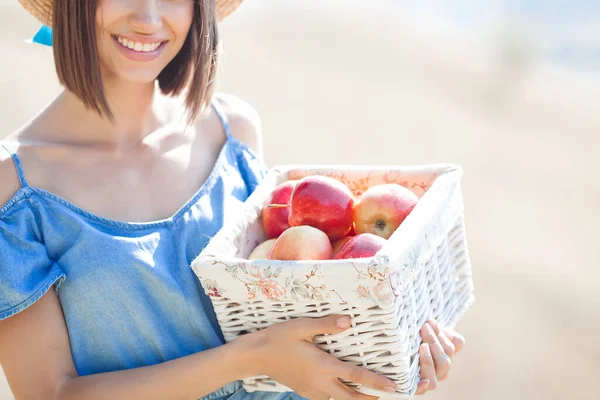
[337,316,351,328]
[421,379,430,388]
[384,385,397,393]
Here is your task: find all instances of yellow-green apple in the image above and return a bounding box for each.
[331,236,353,256]
[354,184,418,239]
[288,175,355,240]
[268,226,333,260]
[333,233,387,259]
[262,180,298,238]
[248,238,277,260]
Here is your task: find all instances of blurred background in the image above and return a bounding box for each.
[1,0,599,399]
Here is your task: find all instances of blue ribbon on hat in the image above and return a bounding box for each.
[29,25,53,47]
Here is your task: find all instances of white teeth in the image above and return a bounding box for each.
[116,36,162,52]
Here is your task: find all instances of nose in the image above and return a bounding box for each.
[128,0,163,33]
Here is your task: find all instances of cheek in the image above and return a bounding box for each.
[95,1,122,48]
[171,3,195,41]
[96,0,120,29]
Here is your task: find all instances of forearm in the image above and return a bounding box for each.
[57,335,259,400]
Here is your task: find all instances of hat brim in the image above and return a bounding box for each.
[19,0,243,27]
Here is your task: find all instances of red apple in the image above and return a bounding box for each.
[268,226,333,261]
[331,236,353,256]
[334,233,387,260]
[248,238,277,260]
[262,180,298,238]
[354,184,418,239]
[288,175,355,240]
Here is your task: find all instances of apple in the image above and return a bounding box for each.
[288,175,355,240]
[262,180,298,238]
[353,184,418,239]
[268,226,333,260]
[334,233,387,260]
[331,235,353,256]
[248,238,277,260]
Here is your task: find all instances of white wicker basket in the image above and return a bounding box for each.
[191,164,474,399]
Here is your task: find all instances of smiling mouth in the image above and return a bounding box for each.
[112,35,167,52]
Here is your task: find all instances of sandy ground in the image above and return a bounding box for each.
[1,2,599,399]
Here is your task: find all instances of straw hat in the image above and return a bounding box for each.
[18,0,244,27]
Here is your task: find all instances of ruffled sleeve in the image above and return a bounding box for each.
[0,195,65,320]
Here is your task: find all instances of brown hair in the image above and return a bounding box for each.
[52,0,219,123]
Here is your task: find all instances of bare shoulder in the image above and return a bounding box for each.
[0,139,23,209]
[214,93,263,156]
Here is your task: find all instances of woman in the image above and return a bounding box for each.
[0,1,465,399]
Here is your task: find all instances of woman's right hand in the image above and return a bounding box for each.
[247,314,399,400]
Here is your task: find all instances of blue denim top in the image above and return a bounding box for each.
[0,99,301,400]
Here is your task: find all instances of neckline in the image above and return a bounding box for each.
[19,137,243,231]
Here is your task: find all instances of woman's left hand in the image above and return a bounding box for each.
[415,319,466,395]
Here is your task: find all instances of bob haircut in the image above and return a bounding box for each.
[52,0,219,123]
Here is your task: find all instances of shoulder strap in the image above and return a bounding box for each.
[210,97,233,140]
[0,143,29,188]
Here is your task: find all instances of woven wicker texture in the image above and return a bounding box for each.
[18,0,243,26]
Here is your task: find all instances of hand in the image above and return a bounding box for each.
[250,314,398,400]
[415,319,466,395]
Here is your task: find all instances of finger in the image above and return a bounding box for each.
[427,318,442,334]
[414,379,431,395]
[421,322,452,381]
[338,363,398,395]
[428,319,466,354]
[427,320,455,359]
[443,328,466,353]
[428,320,456,359]
[283,315,352,340]
[419,343,437,390]
[329,380,380,400]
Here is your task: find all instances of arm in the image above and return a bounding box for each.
[1,290,398,400]
[0,289,258,400]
